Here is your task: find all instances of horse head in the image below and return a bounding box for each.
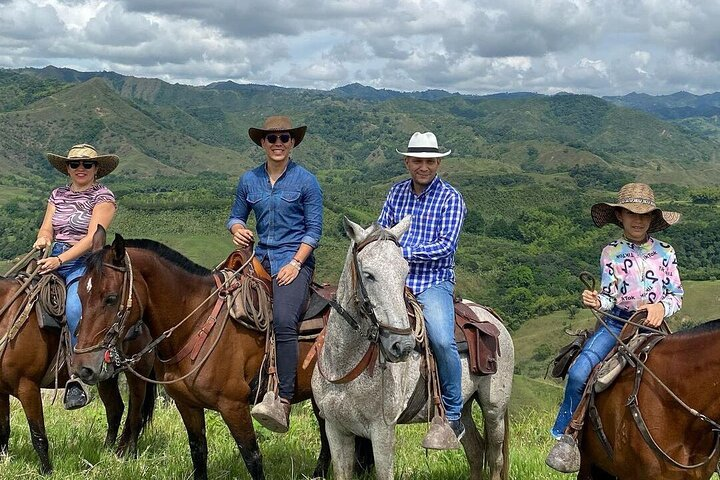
[72,226,141,383]
[342,216,414,363]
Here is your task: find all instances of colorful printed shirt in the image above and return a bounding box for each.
[49,184,116,243]
[597,237,683,317]
[378,175,466,295]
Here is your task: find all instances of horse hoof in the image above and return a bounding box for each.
[545,434,581,473]
[421,415,461,450]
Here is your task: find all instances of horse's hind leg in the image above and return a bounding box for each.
[176,401,209,480]
[97,376,123,449]
[0,393,10,455]
[460,401,486,480]
[217,400,264,480]
[477,392,510,480]
[17,382,52,474]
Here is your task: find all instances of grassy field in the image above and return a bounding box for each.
[0,375,569,480]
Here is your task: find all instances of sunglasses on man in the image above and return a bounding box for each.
[264,133,292,144]
[67,160,98,169]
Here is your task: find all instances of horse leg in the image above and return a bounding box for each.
[368,427,396,480]
[115,372,148,457]
[96,376,123,450]
[0,393,10,456]
[311,399,332,478]
[477,392,510,480]
[217,401,264,480]
[325,421,357,480]
[175,401,209,480]
[459,401,486,480]
[16,382,52,474]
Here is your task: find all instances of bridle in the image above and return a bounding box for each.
[318,229,414,384]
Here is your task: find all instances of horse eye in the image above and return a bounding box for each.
[104,294,118,306]
[364,271,375,281]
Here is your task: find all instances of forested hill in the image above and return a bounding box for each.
[2,66,720,330]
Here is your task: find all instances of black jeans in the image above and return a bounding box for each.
[263,259,313,401]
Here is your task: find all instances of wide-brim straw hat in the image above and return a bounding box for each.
[396,131,451,158]
[248,116,307,147]
[591,182,681,233]
[46,144,119,179]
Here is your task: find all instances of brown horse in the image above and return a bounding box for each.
[578,319,720,479]
[70,229,334,480]
[0,273,156,474]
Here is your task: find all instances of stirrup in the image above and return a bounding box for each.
[421,415,461,450]
[63,378,92,410]
[250,392,290,433]
[545,434,581,473]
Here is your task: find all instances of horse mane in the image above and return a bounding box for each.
[674,318,720,337]
[86,239,212,277]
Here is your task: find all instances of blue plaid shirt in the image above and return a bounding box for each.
[378,175,466,295]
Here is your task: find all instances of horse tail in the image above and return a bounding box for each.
[140,369,157,431]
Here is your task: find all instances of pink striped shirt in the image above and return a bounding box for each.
[49,184,115,243]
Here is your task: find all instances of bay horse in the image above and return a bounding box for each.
[578,319,720,479]
[70,227,333,480]
[0,270,155,474]
[312,217,514,480]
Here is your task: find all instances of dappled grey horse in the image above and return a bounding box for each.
[312,217,514,480]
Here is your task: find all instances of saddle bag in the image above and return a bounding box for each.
[549,329,592,379]
[454,302,501,376]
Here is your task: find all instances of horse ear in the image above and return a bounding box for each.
[343,216,371,243]
[111,233,126,265]
[92,225,107,252]
[388,215,412,239]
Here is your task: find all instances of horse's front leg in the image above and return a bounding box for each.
[16,381,52,474]
[175,401,208,480]
[96,376,123,449]
[0,393,10,455]
[218,398,264,480]
[369,424,396,480]
[325,420,357,480]
[115,371,148,457]
[311,399,332,479]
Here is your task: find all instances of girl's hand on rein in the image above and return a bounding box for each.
[581,289,600,309]
[638,303,665,327]
[37,256,62,274]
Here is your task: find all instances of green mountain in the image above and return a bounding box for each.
[3,67,720,333]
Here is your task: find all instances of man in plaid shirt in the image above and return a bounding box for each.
[378,131,467,445]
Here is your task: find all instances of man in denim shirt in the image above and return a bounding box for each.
[227,116,323,433]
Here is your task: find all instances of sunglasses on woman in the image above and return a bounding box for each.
[67,160,98,169]
[264,133,292,144]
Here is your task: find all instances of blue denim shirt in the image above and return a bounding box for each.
[227,160,323,275]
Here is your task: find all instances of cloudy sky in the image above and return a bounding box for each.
[1,0,719,96]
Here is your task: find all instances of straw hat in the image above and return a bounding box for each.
[396,132,451,158]
[590,183,681,233]
[46,144,119,179]
[248,116,307,147]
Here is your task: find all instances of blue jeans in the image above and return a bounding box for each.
[51,243,88,348]
[551,308,631,437]
[417,281,462,421]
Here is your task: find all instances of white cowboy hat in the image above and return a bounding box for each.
[396,132,452,158]
[46,144,119,179]
[591,183,681,233]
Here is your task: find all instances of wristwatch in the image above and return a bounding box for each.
[289,259,302,271]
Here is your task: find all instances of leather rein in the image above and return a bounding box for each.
[73,251,253,385]
[317,230,413,384]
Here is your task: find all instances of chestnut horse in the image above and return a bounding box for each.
[0,273,155,474]
[70,228,332,480]
[578,319,720,479]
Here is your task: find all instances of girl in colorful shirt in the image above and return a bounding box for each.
[547,182,683,472]
[33,144,118,409]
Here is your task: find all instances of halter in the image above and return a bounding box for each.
[319,229,414,384]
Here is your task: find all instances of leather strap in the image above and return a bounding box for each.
[316,341,379,384]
